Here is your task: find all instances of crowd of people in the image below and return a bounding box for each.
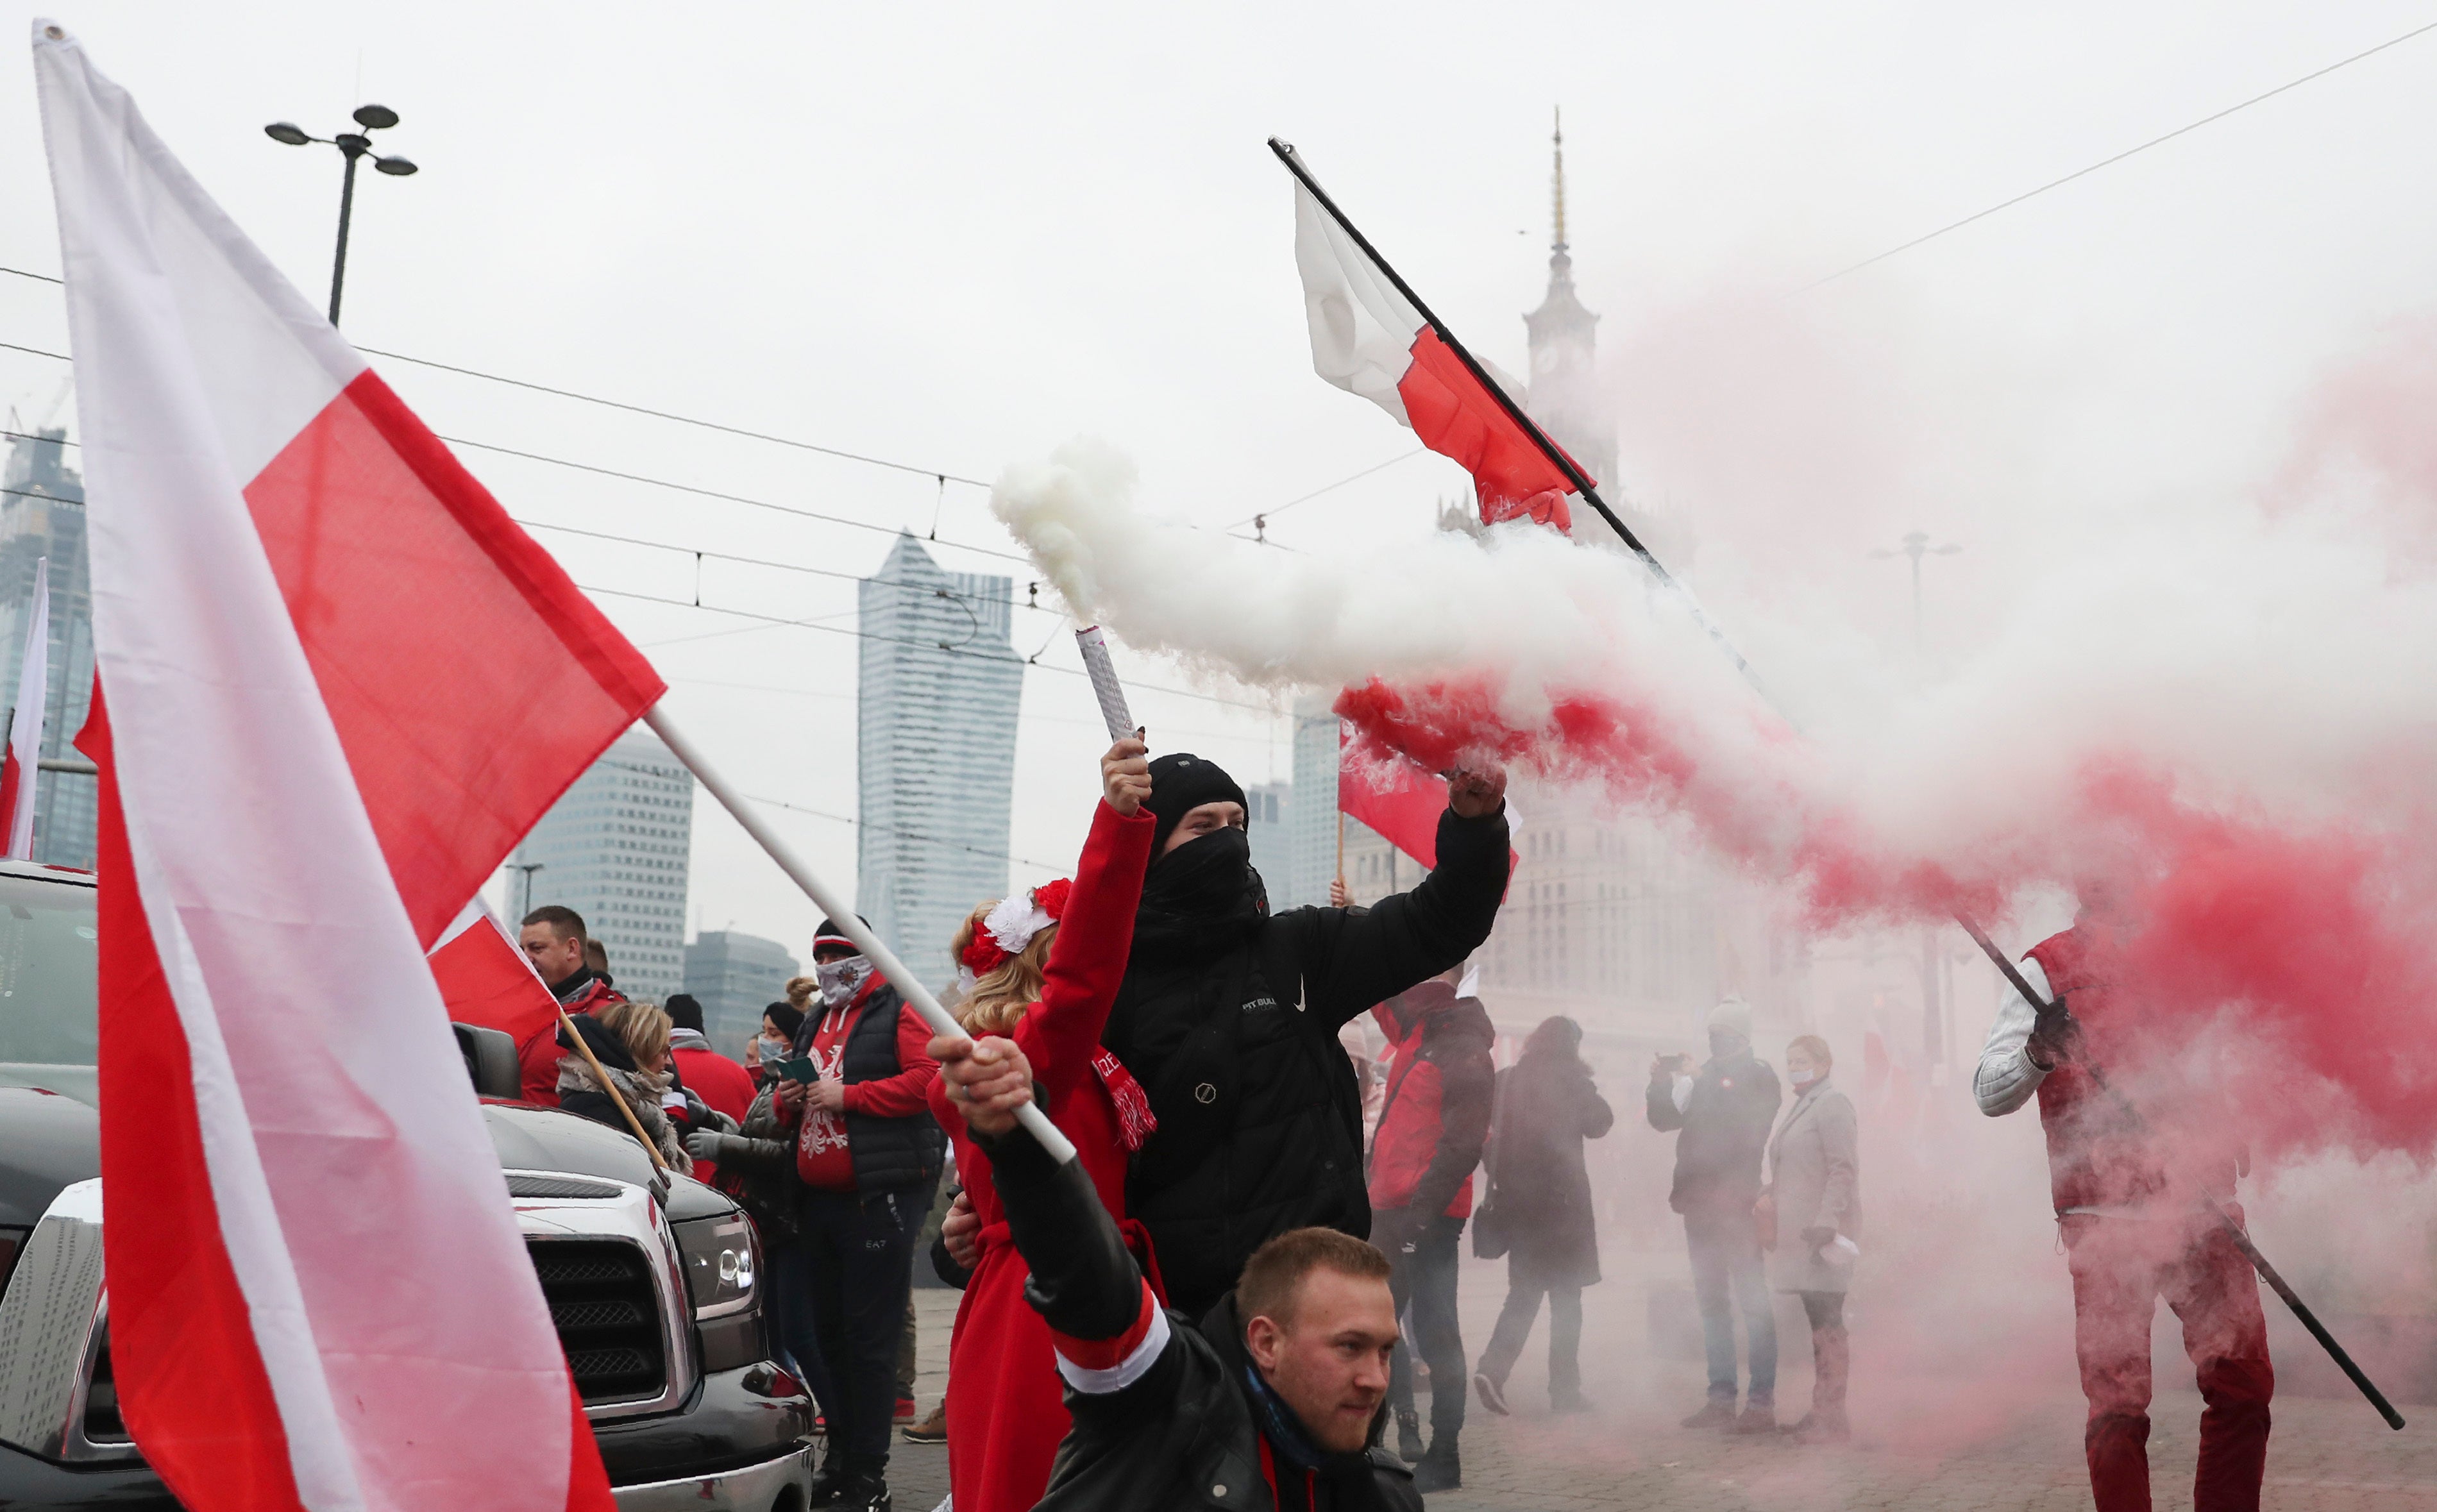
[493,744,2266,1512]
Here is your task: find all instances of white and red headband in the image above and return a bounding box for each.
[955,878,1072,993]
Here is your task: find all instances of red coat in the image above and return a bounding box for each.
[2027,925,2238,1213]
[927,799,1158,1512]
[515,973,623,1105]
[672,1039,757,1184]
[1365,986,1495,1220]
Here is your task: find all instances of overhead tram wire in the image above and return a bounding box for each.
[0,258,996,485]
[0,424,1289,724]
[666,675,1272,749]
[1224,446,1428,534]
[580,582,1286,719]
[1802,15,2437,290]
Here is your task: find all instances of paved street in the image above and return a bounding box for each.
[886,1250,2437,1511]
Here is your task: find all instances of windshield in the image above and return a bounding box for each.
[0,873,98,1067]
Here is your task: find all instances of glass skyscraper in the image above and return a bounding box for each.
[856,533,1022,990]
[0,429,96,871]
[511,727,695,1002]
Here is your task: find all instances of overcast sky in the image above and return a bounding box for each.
[3,2,2435,960]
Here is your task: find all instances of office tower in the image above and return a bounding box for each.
[0,428,94,870]
[511,728,694,1002]
[682,929,800,1052]
[857,533,1022,989]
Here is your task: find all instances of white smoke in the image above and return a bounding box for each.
[991,435,2437,910]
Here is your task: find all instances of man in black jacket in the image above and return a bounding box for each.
[1107,752,1510,1318]
[1646,995,1782,1434]
[935,1031,1422,1511]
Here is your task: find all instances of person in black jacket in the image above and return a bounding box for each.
[1364,975,1494,1487]
[1646,995,1783,1434]
[934,1030,1422,1512]
[1106,752,1510,1320]
[1471,1014,1614,1418]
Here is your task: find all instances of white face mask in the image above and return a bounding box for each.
[1791,1067,1821,1089]
[756,1035,793,1064]
[814,956,874,1009]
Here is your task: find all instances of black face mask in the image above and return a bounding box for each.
[1131,826,1267,970]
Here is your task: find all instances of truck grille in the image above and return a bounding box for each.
[527,1240,665,1403]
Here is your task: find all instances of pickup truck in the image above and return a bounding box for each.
[0,859,816,1510]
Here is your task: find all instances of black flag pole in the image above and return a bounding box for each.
[1276,137,2406,1428]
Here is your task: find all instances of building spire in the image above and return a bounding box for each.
[1551,105,1568,255]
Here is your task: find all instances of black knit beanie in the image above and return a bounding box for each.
[763,1000,807,1042]
[1143,752,1249,855]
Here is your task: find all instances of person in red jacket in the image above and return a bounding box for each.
[1975,883,2272,1512]
[664,993,755,1182]
[924,735,1156,1512]
[1366,970,1494,1491]
[513,904,623,1105]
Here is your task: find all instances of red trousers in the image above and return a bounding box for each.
[2062,1213,2274,1512]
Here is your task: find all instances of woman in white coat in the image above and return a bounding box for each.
[1764,1034,1859,1443]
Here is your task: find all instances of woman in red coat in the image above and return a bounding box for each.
[927,736,1159,1512]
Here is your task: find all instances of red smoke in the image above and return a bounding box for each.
[1337,677,2437,1166]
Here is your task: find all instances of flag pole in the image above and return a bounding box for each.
[1275,140,2406,1426]
[1269,139,1768,687]
[643,704,1079,1165]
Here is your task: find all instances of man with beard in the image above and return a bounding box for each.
[1102,750,1510,1320]
[1976,885,2272,1512]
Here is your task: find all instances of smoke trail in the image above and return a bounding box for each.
[991,435,2437,1163]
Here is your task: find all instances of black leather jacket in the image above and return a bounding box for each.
[984,1125,1421,1512]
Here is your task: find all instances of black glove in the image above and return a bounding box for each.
[1802,1225,1837,1250]
[1370,1205,1419,1259]
[2025,998,2082,1069]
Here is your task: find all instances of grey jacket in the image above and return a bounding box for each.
[1764,1079,1859,1293]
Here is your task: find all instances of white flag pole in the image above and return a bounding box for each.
[643,703,1079,1165]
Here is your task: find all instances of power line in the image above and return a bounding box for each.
[581,580,1285,718]
[0,430,1285,723]
[664,673,1279,748]
[518,517,1058,609]
[1225,448,1428,532]
[1803,16,2437,290]
[741,791,1068,872]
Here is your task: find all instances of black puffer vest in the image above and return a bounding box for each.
[818,979,945,1197]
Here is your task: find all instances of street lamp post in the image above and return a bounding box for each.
[264,105,417,328]
[1871,529,1964,1070]
[509,862,544,921]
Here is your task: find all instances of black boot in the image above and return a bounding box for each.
[834,1470,893,1512]
[1396,1408,1426,1463]
[1412,1435,1461,1493]
[805,1449,850,1507]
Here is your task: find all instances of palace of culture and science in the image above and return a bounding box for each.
[1310,119,1811,1061]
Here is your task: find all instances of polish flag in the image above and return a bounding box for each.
[1340,725,1452,872]
[1290,174,1588,533]
[1340,722,1521,878]
[39,23,659,1512]
[0,558,48,858]
[430,900,564,1050]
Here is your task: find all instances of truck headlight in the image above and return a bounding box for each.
[671,1212,757,1319]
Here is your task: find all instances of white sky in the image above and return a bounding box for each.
[3,2,2435,959]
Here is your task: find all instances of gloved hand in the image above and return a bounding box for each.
[2025,998,2083,1069]
[1370,1205,1419,1259]
[1802,1225,1837,1250]
[684,1129,741,1165]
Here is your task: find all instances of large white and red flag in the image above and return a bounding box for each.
[0,557,49,857]
[38,22,662,1512]
[1289,171,1589,533]
[429,900,564,1049]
